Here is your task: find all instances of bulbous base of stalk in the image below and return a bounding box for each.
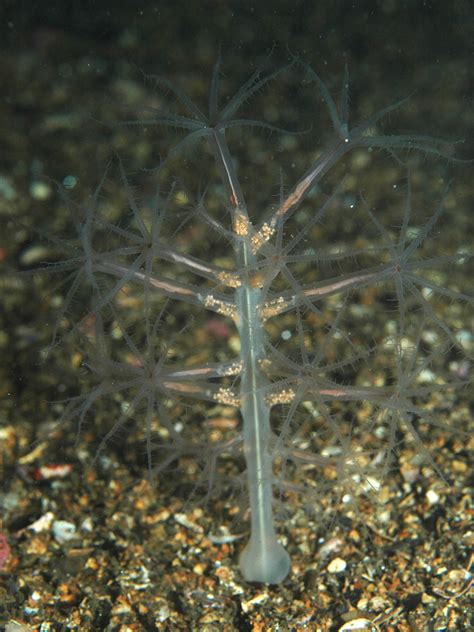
[239,537,291,584]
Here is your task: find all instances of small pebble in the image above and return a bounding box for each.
[327,557,347,573]
[52,520,77,543]
[0,175,16,200]
[426,489,440,506]
[62,175,77,189]
[29,180,52,201]
[28,512,54,534]
[319,537,343,559]
[80,517,94,532]
[338,618,376,631]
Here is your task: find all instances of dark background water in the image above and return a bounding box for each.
[1,0,472,197]
[1,0,472,116]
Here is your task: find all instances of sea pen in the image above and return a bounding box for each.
[33,58,471,583]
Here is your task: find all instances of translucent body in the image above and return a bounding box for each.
[236,286,291,583]
[37,61,470,585]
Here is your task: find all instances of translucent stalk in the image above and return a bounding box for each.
[236,285,291,583]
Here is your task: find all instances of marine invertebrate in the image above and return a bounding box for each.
[32,58,471,584]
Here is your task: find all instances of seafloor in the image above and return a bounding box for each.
[0,2,472,630]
